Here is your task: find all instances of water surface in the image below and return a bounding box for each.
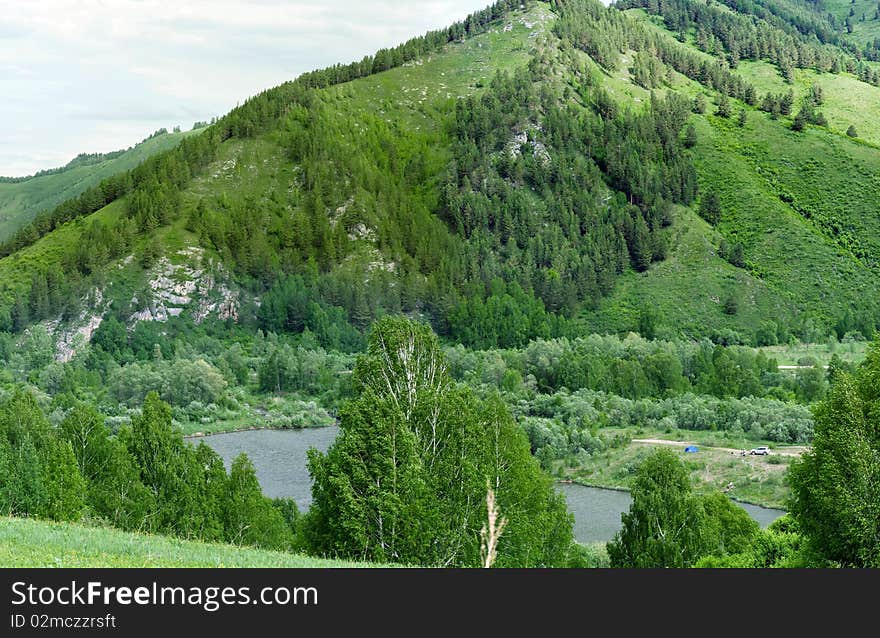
[199,428,785,544]
[198,427,338,508]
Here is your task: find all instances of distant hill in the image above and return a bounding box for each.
[0,127,201,241]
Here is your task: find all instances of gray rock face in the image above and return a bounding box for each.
[47,245,241,360]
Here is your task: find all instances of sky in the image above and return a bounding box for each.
[0,0,496,177]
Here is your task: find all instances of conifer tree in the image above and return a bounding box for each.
[684,123,698,148]
[715,93,732,118]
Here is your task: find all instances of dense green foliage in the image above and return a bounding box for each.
[788,342,880,566]
[2,0,877,570]
[0,390,84,521]
[554,0,755,100]
[442,66,695,330]
[0,129,196,243]
[0,388,299,552]
[694,515,814,567]
[305,317,574,566]
[606,448,758,567]
[519,389,812,470]
[619,0,865,78]
[446,333,827,405]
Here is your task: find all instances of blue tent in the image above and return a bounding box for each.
[684,446,698,453]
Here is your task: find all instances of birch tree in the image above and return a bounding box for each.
[305,316,573,566]
[607,448,711,568]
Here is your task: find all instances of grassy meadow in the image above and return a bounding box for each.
[558,427,797,509]
[0,517,382,568]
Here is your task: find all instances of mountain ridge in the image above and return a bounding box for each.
[3,0,878,570]
[1,0,879,350]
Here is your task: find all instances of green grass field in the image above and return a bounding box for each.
[0,517,383,568]
[691,107,880,323]
[758,340,869,366]
[824,0,880,46]
[736,59,880,147]
[579,204,793,339]
[325,3,555,132]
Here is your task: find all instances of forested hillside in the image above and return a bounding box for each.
[3,0,880,344]
[2,0,879,568]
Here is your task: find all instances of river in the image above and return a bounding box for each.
[198,427,785,544]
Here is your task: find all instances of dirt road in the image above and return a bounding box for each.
[631,438,807,457]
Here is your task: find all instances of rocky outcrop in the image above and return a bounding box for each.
[129,247,240,325]
[45,245,241,359]
[48,289,110,362]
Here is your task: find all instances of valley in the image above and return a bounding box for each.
[1,0,879,569]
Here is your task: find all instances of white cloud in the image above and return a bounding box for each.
[0,0,495,176]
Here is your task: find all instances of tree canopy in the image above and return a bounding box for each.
[789,341,880,567]
[607,447,758,567]
[304,316,574,566]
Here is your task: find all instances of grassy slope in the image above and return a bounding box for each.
[581,9,880,339]
[0,198,194,306]
[824,0,880,45]
[736,59,880,146]
[758,340,868,366]
[0,517,383,567]
[579,36,796,337]
[184,4,553,199]
[0,130,198,242]
[582,204,789,337]
[0,200,124,294]
[329,6,556,124]
[4,1,880,343]
[691,112,878,324]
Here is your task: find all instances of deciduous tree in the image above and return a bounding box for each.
[305,317,573,566]
[789,342,880,566]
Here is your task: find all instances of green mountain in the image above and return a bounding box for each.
[5,0,879,570]
[0,127,201,242]
[2,0,879,350]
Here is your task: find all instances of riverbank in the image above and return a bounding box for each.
[564,479,787,512]
[554,429,794,510]
[171,395,338,437]
[198,428,786,545]
[182,423,331,439]
[181,418,793,509]
[177,409,336,437]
